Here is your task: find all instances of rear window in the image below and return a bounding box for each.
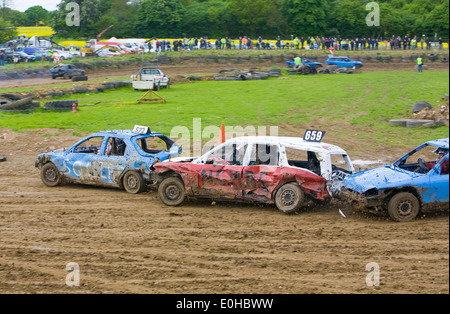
[137,136,172,154]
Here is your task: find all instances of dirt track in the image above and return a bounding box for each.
[0,126,448,294]
[0,61,449,294]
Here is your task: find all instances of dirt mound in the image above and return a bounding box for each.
[411,96,449,126]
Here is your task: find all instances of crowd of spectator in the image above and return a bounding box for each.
[156,35,448,52]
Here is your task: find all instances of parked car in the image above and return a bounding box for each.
[326,56,363,68]
[153,136,355,214]
[49,64,85,79]
[131,63,170,90]
[341,138,449,222]
[286,58,323,69]
[53,49,73,60]
[35,126,181,193]
[0,48,20,63]
[16,50,36,62]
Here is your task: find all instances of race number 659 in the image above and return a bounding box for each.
[303,129,326,142]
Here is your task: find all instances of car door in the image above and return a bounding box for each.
[424,155,449,206]
[242,143,282,201]
[63,136,106,184]
[95,136,130,187]
[194,142,248,199]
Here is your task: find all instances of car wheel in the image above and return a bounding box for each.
[387,192,420,222]
[158,177,186,206]
[41,163,61,187]
[123,171,145,194]
[274,183,305,214]
[63,73,70,79]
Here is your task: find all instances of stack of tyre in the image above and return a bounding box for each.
[288,65,317,75]
[0,95,40,111]
[44,100,78,111]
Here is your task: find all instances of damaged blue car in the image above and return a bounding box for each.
[35,126,181,194]
[341,138,449,222]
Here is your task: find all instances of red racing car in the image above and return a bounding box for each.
[152,136,355,214]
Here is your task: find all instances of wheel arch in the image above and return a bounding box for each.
[382,186,424,210]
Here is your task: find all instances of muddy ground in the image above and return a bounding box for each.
[0,61,448,294]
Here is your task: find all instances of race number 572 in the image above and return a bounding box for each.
[303,129,326,142]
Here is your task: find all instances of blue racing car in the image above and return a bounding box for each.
[326,56,363,68]
[286,58,323,69]
[35,126,181,194]
[341,138,449,222]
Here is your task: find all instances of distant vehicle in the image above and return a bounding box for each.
[16,51,36,62]
[0,48,20,63]
[35,126,181,194]
[53,50,73,60]
[49,64,85,79]
[341,138,449,222]
[286,58,323,69]
[22,47,48,60]
[131,63,170,90]
[326,56,363,68]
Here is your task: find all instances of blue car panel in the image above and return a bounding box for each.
[326,56,363,68]
[341,138,449,221]
[35,129,181,191]
[286,58,323,68]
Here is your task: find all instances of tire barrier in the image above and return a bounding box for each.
[44,100,78,110]
[0,97,41,112]
[214,68,281,81]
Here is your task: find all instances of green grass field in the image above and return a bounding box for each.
[0,70,448,150]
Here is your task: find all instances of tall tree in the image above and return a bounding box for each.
[0,16,17,42]
[135,0,184,37]
[25,5,50,26]
[281,0,328,37]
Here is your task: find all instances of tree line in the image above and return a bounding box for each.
[1,0,449,42]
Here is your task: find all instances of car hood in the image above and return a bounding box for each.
[343,165,416,193]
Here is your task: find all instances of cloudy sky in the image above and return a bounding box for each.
[10,0,61,12]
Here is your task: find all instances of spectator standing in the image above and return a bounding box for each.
[438,37,443,50]
[0,50,4,66]
[425,37,431,50]
[411,36,417,50]
[293,37,300,49]
[417,56,424,73]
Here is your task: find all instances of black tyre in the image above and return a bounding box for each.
[387,192,420,222]
[123,171,146,194]
[63,73,70,79]
[72,75,88,82]
[44,100,78,110]
[41,163,61,187]
[158,177,186,206]
[274,183,305,214]
[1,97,32,110]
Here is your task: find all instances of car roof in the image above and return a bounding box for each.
[90,130,167,139]
[426,138,449,149]
[225,136,349,154]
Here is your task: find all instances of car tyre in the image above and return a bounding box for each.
[41,163,62,187]
[387,192,420,222]
[158,177,186,206]
[123,171,146,194]
[275,183,305,214]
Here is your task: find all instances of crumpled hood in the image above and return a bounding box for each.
[343,165,415,193]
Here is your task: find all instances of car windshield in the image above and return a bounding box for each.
[396,144,449,174]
